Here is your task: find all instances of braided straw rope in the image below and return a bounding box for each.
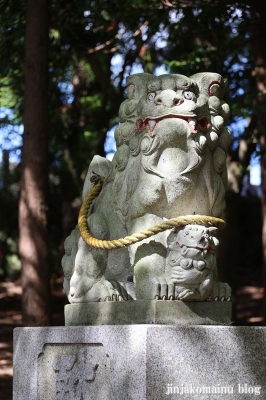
[78,178,226,250]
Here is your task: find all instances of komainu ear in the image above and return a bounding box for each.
[126,73,154,100]
[189,72,226,99]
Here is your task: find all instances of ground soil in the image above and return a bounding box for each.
[0,276,264,400]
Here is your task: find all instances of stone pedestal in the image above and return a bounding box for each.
[65,300,232,326]
[14,326,266,399]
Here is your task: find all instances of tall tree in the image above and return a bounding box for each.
[249,1,266,319]
[18,0,50,326]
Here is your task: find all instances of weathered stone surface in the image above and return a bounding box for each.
[147,326,266,399]
[14,326,266,399]
[13,325,147,400]
[38,343,110,400]
[65,300,232,326]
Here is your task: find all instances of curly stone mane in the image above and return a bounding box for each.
[110,73,230,223]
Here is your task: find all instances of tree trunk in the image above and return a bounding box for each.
[18,0,50,326]
[250,4,266,323]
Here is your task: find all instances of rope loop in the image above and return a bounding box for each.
[78,176,226,250]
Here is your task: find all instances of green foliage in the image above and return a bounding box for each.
[0,0,265,276]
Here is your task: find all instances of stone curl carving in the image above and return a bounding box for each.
[62,72,231,303]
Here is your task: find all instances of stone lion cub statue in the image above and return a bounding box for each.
[62,72,231,303]
[166,225,220,301]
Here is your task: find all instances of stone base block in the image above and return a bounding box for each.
[65,300,232,326]
[14,326,266,399]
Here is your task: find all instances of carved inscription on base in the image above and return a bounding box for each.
[37,344,110,400]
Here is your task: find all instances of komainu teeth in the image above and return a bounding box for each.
[148,120,157,131]
[188,117,197,130]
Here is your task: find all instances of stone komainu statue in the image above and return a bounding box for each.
[62,72,231,303]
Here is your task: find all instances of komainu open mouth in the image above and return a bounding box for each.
[135,114,210,137]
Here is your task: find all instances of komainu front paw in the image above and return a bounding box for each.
[208,281,231,301]
[151,277,196,300]
[151,278,206,301]
[69,277,121,303]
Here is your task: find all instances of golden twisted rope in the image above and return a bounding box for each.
[78,177,226,250]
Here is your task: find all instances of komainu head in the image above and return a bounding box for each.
[112,72,231,220]
[115,72,230,164]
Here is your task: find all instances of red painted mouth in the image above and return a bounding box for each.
[197,117,210,131]
[135,114,210,137]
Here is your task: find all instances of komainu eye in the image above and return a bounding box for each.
[183,91,195,101]
[147,92,156,101]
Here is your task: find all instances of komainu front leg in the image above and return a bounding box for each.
[151,276,175,300]
[68,237,121,303]
[133,241,167,300]
[209,281,231,301]
[70,275,122,302]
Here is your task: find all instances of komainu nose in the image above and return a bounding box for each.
[155,90,183,108]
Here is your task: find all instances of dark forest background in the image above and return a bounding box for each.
[0,0,265,326]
